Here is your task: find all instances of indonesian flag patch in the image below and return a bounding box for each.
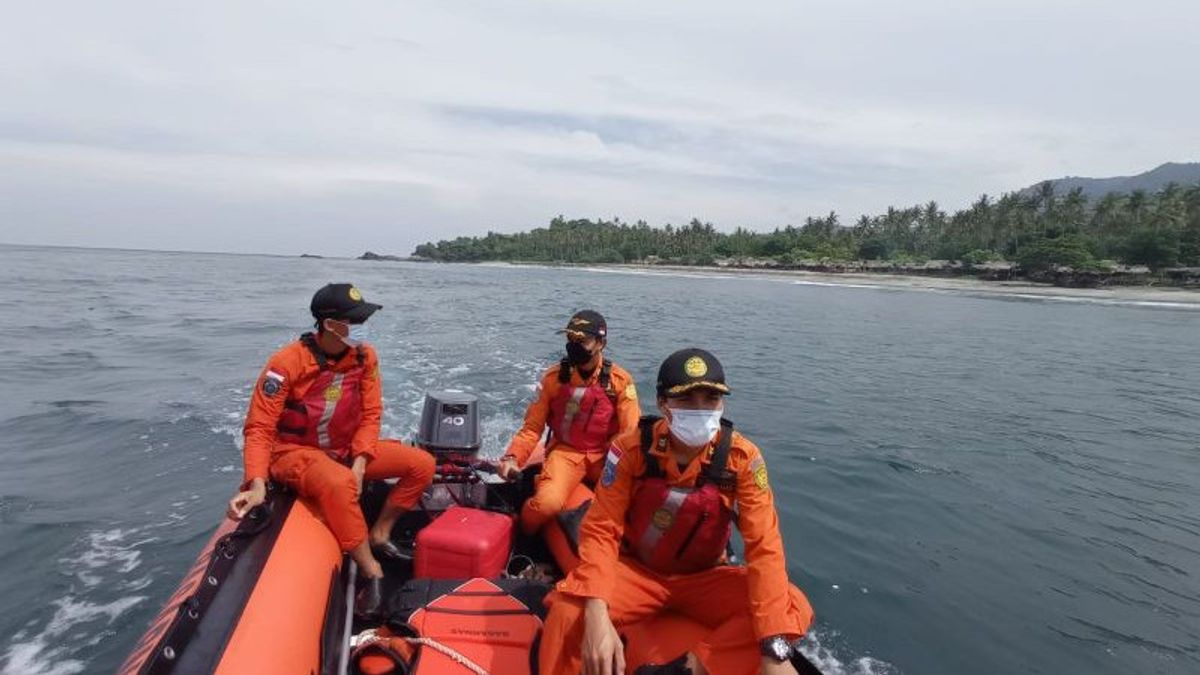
[601,445,623,487]
[262,370,285,397]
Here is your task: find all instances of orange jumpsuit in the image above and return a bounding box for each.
[505,361,640,534]
[539,419,814,675]
[242,339,435,551]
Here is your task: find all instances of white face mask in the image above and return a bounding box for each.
[346,323,368,346]
[667,407,723,448]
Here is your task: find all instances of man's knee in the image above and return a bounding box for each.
[412,448,436,483]
[533,466,583,512]
[528,485,569,515]
[376,440,436,484]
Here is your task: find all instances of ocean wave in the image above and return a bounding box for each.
[790,278,1200,310]
[798,627,900,675]
[792,280,891,291]
[958,291,1200,311]
[2,595,144,675]
[578,265,746,282]
[530,261,1200,311]
[2,527,151,675]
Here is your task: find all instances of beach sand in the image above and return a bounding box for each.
[574,263,1200,308]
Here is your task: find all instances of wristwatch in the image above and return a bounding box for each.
[760,635,792,662]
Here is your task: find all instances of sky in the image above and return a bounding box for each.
[1,0,1197,256]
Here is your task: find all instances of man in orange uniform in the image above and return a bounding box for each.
[226,283,436,616]
[539,348,816,675]
[498,310,641,535]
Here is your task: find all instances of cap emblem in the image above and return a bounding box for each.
[684,356,708,378]
[348,287,363,301]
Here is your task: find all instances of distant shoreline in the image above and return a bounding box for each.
[495,261,1200,307]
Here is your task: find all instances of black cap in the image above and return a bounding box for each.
[310,283,382,323]
[656,347,730,397]
[556,310,607,339]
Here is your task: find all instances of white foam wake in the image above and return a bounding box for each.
[1,528,152,675]
[797,628,900,675]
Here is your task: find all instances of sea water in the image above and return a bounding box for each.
[1,245,1197,674]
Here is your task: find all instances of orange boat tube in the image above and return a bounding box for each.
[119,489,346,674]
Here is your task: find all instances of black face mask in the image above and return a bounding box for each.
[565,341,593,365]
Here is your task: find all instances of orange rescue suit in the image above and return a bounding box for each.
[539,418,814,675]
[506,359,640,534]
[243,335,435,550]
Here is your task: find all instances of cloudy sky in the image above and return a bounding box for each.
[1,0,1196,256]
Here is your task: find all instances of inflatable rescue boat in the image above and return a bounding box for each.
[120,391,822,675]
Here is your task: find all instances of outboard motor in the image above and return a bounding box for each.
[416,391,491,509]
[417,390,481,464]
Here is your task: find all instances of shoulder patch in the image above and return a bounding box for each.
[624,383,637,399]
[601,445,623,487]
[749,455,768,491]
[262,370,284,397]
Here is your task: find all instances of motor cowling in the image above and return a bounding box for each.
[416,390,481,463]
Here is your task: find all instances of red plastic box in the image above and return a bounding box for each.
[414,506,514,579]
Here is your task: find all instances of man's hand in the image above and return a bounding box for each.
[761,656,799,675]
[498,456,521,483]
[351,455,369,494]
[227,479,266,520]
[582,598,624,675]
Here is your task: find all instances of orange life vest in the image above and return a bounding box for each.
[546,359,618,453]
[622,416,736,575]
[276,334,365,461]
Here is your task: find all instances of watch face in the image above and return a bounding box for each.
[764,637,791,661]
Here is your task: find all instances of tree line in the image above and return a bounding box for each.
[412,182,1200,271]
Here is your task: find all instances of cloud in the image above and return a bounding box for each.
[1,0,1197,255]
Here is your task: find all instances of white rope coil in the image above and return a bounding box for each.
[352,629,490,675]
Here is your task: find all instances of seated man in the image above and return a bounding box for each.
[227,283,436,616]
[539,348,815,675]
[498,310,641,534]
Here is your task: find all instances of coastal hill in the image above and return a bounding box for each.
[410,165,1200,284]
[1025,162,1200,200]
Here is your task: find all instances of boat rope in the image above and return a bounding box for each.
[407,636,490,675]
[353,628,490,675]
